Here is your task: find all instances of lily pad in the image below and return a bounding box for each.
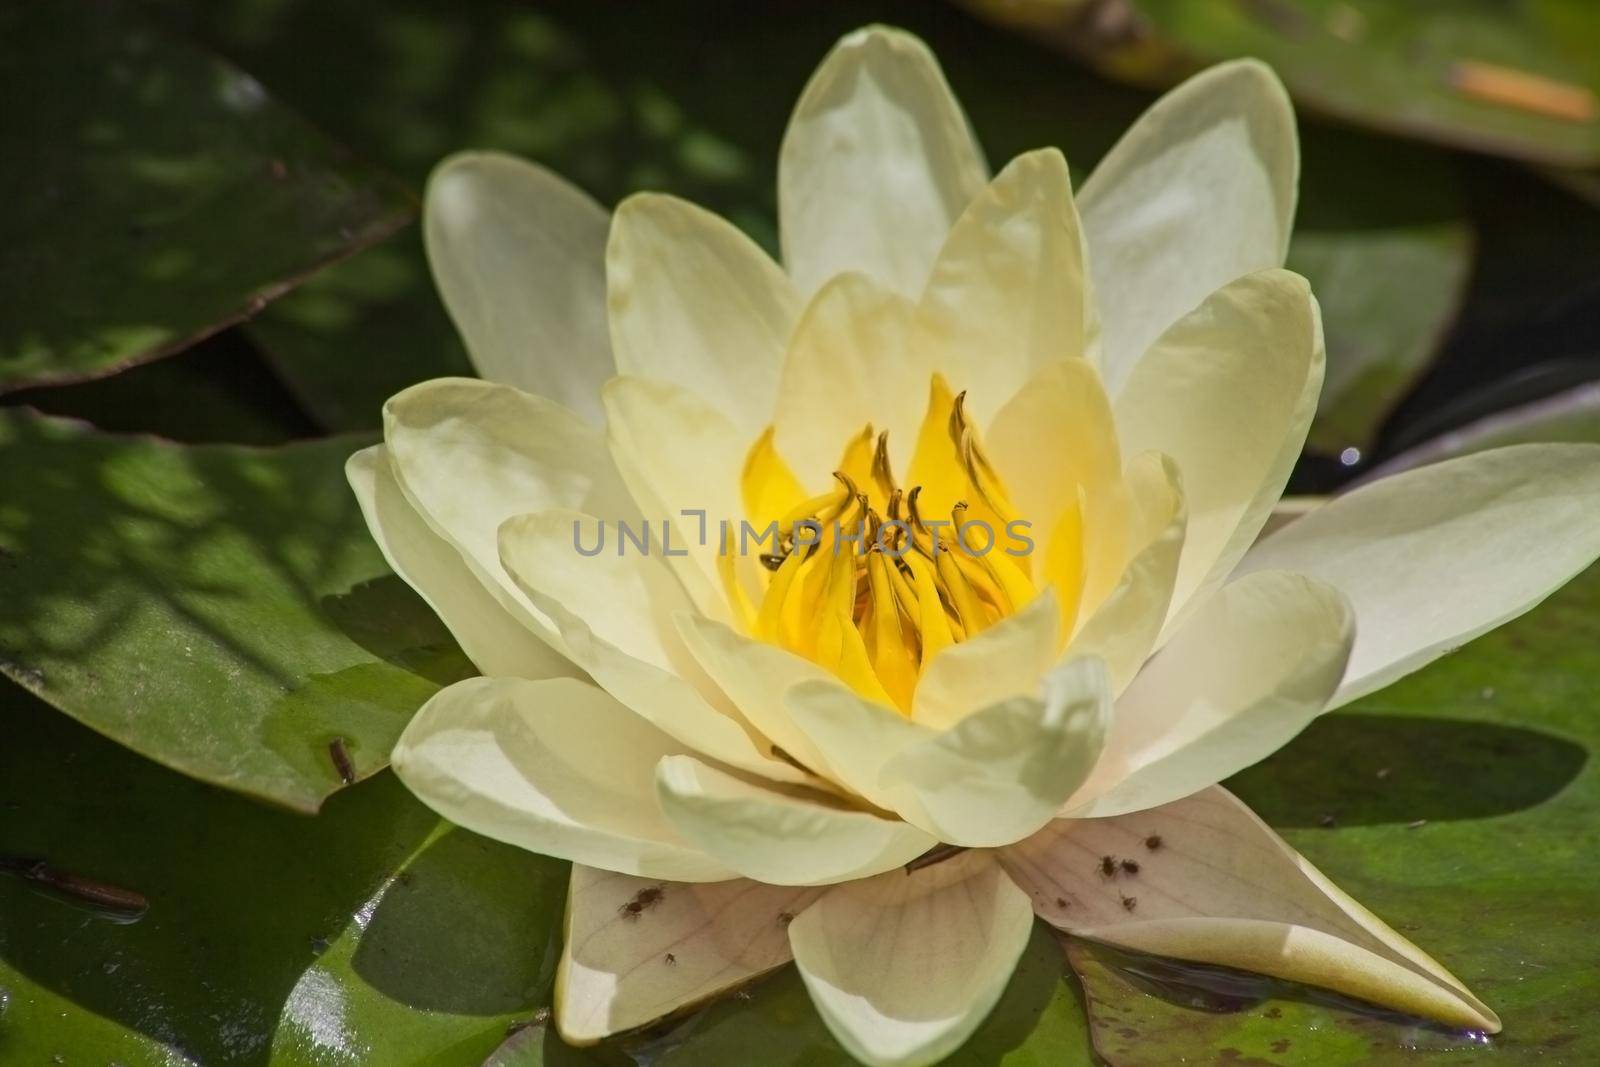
[0,684,566,1065]
[0,0,412,394]
[964,0,1600,167]
[0,409,472,812]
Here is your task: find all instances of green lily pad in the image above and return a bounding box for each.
[0,0,412,394]
[965,0,1600,167]
[0,409,472,812]
[0,684,566,1065]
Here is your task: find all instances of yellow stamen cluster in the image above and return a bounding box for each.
[739,377,1038,714]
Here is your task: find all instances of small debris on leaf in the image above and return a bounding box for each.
[1319,813,1338,828]
[619,884,665,919]
[1120,894,1138,912]
[328,737,356,785]
[1119,859,1140,875]
[1143,835,1163,851]
[1099,855,1118,876]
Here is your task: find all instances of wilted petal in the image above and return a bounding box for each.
[1113,269,1322,630]
[424,152,613,422]
[498,511,813,789]
[1080,60,1297,394]
[346,445,578,680]
[1066,451,1186,693]
[780,25,987,300]
[655,755,935,885]
[1237,443,1600,709]
[918,147,1096,423]
[787,656,1111,847]
[1002,787,1499,1033]
[607,193,800,433]
[383,377,634,647]
[789,851,1033,1067]
[391,677,730,882]
[557,864,822,1043]
[1067,570,1352,818]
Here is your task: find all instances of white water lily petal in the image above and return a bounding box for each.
[602,376,753,617]
[919,147,1096,423]
[424,152,613,422]
[655,755,936,885]
[391,677,731,882]
[1002,787,1499,1033]
[383,377,634,646]
[780,25,987,300]
[1113,269,1323,628]
[1068,570,1353,818]
[789,850,1033,1067]
[557,864,822,1044]
[912,589,1061,730]
[1237,443,1600,709]
[1080,60,1297,394]
[346,446,577,681]
[675,613,843,781]
[788,656,1111,847]
[1067,452,1186,693]
[772,272,926,483]
[607,193,800,433]
[499,511,813,789]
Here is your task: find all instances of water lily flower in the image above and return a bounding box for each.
[346,25,1600,1067]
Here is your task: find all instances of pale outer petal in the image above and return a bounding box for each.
[918,147,1097,425]
[1000,786,1500,1033]
[424,152,614,422]
[780,25,988,301]
[1065,451,1186,694]
[1235,442,1600,709]
[788,850,1034,1067]
[382,376,636,651]
[1112,269,1323,633]
[786,656,1112,847]
[1066,570,1353,819]
[655,755,936,886]
[390,676,732,882]
[1080,59,1298,395]
[607,193,800,434]
[346,445,579,681]
[497,511,816,790]
[557,864,823,1044]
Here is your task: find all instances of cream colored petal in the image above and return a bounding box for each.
[788,851,1033,1067]
[556,864,822,1044]
[675,613,842,780]
[918,147,1096,424]
[390,676,730,882]
[383,376,634,647]
[1001,787,1499,1033]
[1080,60,1297,394]
[780,25,988,300]
[602,376,754,618]
[1236,443,1600,709]
[424,152,613,422]
[1113,269,1323,630]
[787,656,1112,847]
[771,272,926,483]
[1067,570,1352,819]
[912,589,1061,730]
[498,510,814,790]
[655,755,936,886]
[607,193,800,433]
[1066,451,1186,693]
[346,445,578,681]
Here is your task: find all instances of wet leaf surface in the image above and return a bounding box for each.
[0,409,472,812]
[0,685,566,1066]
[0,0,412,394]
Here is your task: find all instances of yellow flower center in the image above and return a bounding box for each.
[730,374,1043,714]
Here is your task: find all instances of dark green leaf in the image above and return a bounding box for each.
[0,0,412,393]
[0,409,472,811]
[0,685,565,1065]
